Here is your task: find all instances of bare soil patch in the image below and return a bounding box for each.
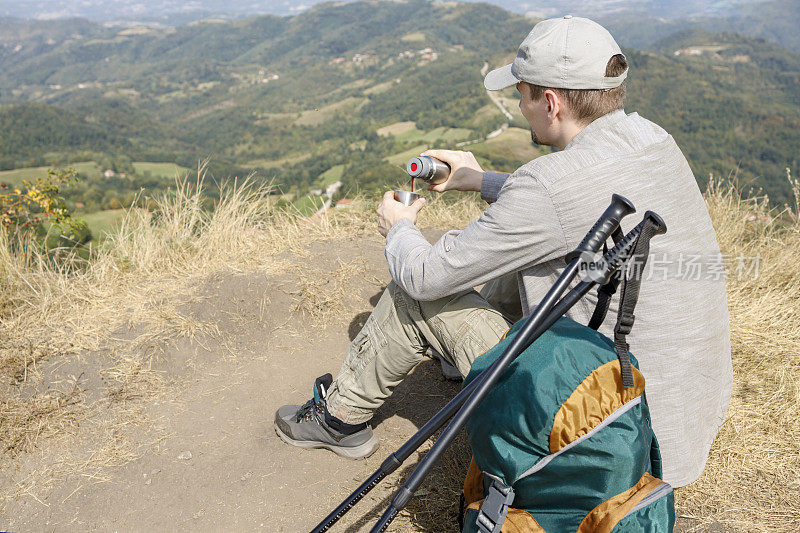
[0,230,470,531]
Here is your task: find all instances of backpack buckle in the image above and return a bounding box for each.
[617,312,636,335]
[476,478,515,533]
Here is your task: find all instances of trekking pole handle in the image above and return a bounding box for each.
[565,194,636,263]
[596,211,667,284]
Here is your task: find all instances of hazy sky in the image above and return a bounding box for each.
[0,0,760,22]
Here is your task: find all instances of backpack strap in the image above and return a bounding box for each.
[613,217,660,388]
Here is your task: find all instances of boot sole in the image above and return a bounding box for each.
[274,423,380,460]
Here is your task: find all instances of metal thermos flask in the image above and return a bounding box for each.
[406,156,450,185]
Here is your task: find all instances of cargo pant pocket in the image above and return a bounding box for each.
[432,307,508,377]
[340,311,388,386]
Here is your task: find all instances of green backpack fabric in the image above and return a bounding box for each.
[459,316,675,533]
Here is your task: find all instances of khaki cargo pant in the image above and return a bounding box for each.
[325,275,521,425]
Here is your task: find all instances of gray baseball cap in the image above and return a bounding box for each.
[484,15,627,91]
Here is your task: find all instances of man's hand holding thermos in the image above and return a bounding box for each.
[415,150,485,192]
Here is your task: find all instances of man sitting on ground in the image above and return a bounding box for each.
[275,16,732,488]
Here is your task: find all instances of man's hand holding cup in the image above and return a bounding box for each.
[377,190,426,237]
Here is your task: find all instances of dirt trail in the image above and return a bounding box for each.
[1,232,465,532]
[1,229,706,532]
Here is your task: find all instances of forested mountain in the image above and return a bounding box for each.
[601,0,800,52]
[0,0,797,209]
[0,104,124,162]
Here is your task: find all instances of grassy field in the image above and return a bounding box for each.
[81,209,127,237]
[336,79,372,92]
[470,127,547,164]
[421,127,473,144]
[294,97,369,126]
[247,153,313,170]
[470,103,504,127]
[400,31,426,42]
[0,161,192,186]
[380,123,474,146]
[394,127,427,143]
[132,162,191,179]
[254,111,299,124]
[385,144,429,166]
[377,121,417,137]
[363,80,397,95]
[0,162,102,185]
[291,194,326,216]
[316,165,345,188]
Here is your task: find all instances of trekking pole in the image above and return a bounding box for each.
[310,194,635,533]
[510,211,667,352]
[369,210,665,533]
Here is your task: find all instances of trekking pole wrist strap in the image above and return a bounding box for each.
[611,212,666,388]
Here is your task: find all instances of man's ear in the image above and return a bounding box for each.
[543,89,560,122]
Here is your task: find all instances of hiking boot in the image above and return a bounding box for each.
[274,374,379,459]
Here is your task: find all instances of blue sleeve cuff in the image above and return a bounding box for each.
[481,172,511,204]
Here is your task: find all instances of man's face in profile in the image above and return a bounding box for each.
[516,82,552,147]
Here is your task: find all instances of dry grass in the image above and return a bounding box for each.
[0,170,406,505]
[0,169,798,530]
[416,192,485,229]
[675,174,800,531]
[1,380,84,455]
[0,172,353,502]
[377,121,418,137]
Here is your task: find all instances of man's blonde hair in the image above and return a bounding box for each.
[526,54,628,125]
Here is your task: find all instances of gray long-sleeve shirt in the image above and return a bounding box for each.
[384,109,732,487]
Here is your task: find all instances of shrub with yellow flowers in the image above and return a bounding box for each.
[0,168,90,253]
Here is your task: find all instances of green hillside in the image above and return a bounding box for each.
[0,104,123,166]
[132,161,191,179]
[626,32,800,201]
[0,0,796,206]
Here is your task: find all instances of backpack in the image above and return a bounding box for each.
[459,253,675,532]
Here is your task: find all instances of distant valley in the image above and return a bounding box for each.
[0,0,798,239]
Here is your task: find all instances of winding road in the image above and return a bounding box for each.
[480,61,514,121]
[455,62,512,148]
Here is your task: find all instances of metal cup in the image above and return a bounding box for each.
[394,189,421,206]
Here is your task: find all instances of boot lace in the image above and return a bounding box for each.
[295,397,325,424]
